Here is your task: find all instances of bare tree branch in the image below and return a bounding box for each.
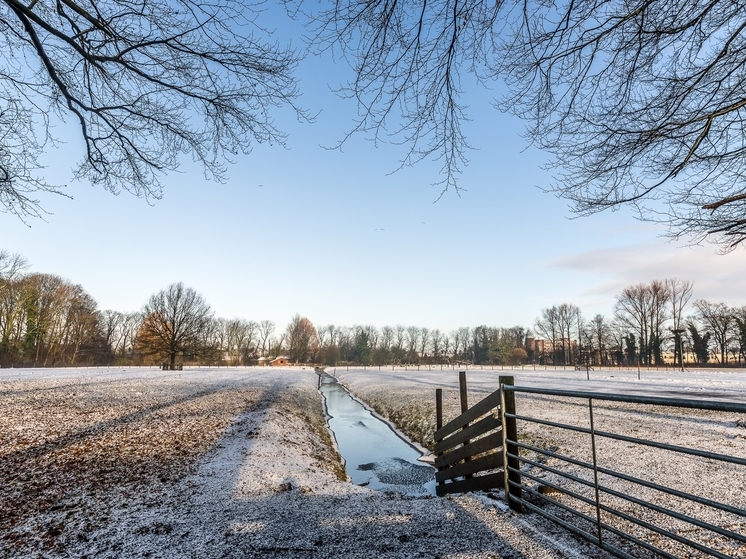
[1,0,306,218]
[304,0,746,249]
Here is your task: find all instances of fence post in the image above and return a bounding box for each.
[458,370,468,413]
[435,388,444,492]
[500,375,523,512]
[588,398,603,545]
[459,371,473,476]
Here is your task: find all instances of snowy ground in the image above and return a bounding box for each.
[2,365,744,558]
[335,366,746,558]
[1,366,626,559]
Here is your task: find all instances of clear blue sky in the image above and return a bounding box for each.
[2,10,746,333]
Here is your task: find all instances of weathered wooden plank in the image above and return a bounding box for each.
[435,451,502,482]
[434,389,501,441]
[434,432,503,469]
[435,472,504,496]
[434,414,502,454]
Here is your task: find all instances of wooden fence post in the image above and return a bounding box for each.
[459,371,474,477]
[500,375,523,512]
[435,388,444,490]
[459,370,468,413]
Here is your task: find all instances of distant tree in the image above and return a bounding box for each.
[394,324,406,350]
[615,281,671,365]
[137,283,213,367]
[430,329,443,362]
[380,325,394,352]
[223,318,258,365]
[419,327,430,360]
[258,320,275,357]
[451,327,471,362]
[648,281,671,365]
[100,310,123,359]
[331,325,343,350]
[587,314,611,366]
[337,326,353,362]
[535,307,561,365]
[471,326,494,365]
[487,336,513,365]
[285,314,318,363]
[0,251,29,363]
[535,304,579,364]
[318,324,341,365]
[207,317,229,362]
[363,325,379,351]
[733,308,746,364]
[511,347,528,365]
[372,345,391,366]
[14,274,108,366]
[114,312,142,363]
[405,326,419,362]
[668,279,694,368]
[506,326,528,350]
[441,333,451,363]
[317,325,330,348]
[624,334,638,365]
[320,343,340,366]
[352,328,372,365]
[694,300,734,365]
[688,323,712,365]
[269,333,287,359]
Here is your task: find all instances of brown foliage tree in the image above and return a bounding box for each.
[137,283,213,367]
[285,314,318,363]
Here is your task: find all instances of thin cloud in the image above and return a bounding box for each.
[543,243,746,310]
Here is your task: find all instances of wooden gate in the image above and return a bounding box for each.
[434,373,520,503]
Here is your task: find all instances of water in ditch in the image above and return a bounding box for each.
[319,374,436,496]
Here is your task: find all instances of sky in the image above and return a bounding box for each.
[3,9,746,333]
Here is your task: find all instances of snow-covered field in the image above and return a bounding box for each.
[1,365,744,558]
[336,366,746,558]
[2,365,622,559]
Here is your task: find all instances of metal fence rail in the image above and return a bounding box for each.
[501,384,746,559]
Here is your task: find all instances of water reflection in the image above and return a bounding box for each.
[319,374,436,496]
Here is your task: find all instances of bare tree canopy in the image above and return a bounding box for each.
[138,282,213,366]
[1,0,302,218]
[285,314,318,363]
[310,0,746,249]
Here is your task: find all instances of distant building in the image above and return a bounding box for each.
[270,356,289,367]
[257,356,270,366]
[525,338,545,354]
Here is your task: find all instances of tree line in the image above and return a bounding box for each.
[535,280,746,367]
[2,250,745,368]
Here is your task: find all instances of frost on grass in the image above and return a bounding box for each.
[260,383,348,483]
[0,368,626,559]
[0,377,261,552]
[338,367,746,558]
